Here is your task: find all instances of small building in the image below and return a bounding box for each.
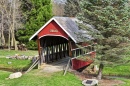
[29,17,96,70]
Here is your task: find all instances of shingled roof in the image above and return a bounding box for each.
[29,16,92,43]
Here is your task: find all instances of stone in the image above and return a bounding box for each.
[8,72,22,79]
[82,79,98,86]
[7,62,12,64]
[93,65,99,72]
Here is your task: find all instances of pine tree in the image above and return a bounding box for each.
[64,0,80,17]
[77,0,130,79]
[16,0,52,49]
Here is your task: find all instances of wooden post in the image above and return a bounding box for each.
[37,38,41,67]
[55,45,58,60]
[52,45,54,62]
[63,43,66,57]
[59,44,62,59]
[46,46,49,63]
[61,43,63,58]
[68,39,72,57]
[42,39,46,63]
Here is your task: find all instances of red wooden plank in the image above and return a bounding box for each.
[38,20,69,39]
[71,51,95,70]
[72,58,93,70]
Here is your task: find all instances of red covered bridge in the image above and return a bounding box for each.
[29,17,96,70]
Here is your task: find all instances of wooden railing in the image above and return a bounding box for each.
[72,44,96,58]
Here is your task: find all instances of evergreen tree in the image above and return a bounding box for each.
[64,0,80,17]
[77,0,130,79]
[16,0,52,49]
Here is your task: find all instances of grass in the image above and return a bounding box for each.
[103,55,130,76]
[0,58,31,71]
[0,70,82,86]
[120,79,130,86]
[102,56,130,86]
[0,50,130,86]
[0,50,38,71]
[103,64,130,86]
[0,50,38,57]
[103,63,130,76]
[0,50,82,86]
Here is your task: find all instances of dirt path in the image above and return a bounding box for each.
[40,57,69,73]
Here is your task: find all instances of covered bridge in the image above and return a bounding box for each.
[29,17,96,70]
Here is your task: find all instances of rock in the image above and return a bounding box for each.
[6,56,11,59]
[7,62,12,64]
[8,72,22,79]
[32,57,37,63]
[93,65,99,72]
[82,79,98,86]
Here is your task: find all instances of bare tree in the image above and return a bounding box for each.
[0,1,6,47]
[52,1,65,16]
[0,0,23,50]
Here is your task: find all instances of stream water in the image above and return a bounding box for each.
[104,75,130,79]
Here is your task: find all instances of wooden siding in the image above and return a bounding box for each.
[38,20,68,40]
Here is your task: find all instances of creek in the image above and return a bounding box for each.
[104,75,130,79]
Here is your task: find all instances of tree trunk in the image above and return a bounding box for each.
[1,11,5,46]
[0,30,2,46]
[13,0,17,50]
[0,0,22,50]
[97,63,104,80]
[8,25,11,51]
[8,1,12,51]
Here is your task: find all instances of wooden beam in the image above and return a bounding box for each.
[37,38,41,65]
[68,39,72,57]
[59,44,62,59]
[46,46,49,63]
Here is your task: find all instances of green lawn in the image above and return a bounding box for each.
[103,63,130,76]
[0,58,31,71]
[0,50,38,57]
[0,70,82,86]
[102,56,130,86]
[103,55,130,76]
[119,78,130,86]
[103,64,130,86]
[0,50,130,86]
[0,50,82,86]
[0,50,37,71]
